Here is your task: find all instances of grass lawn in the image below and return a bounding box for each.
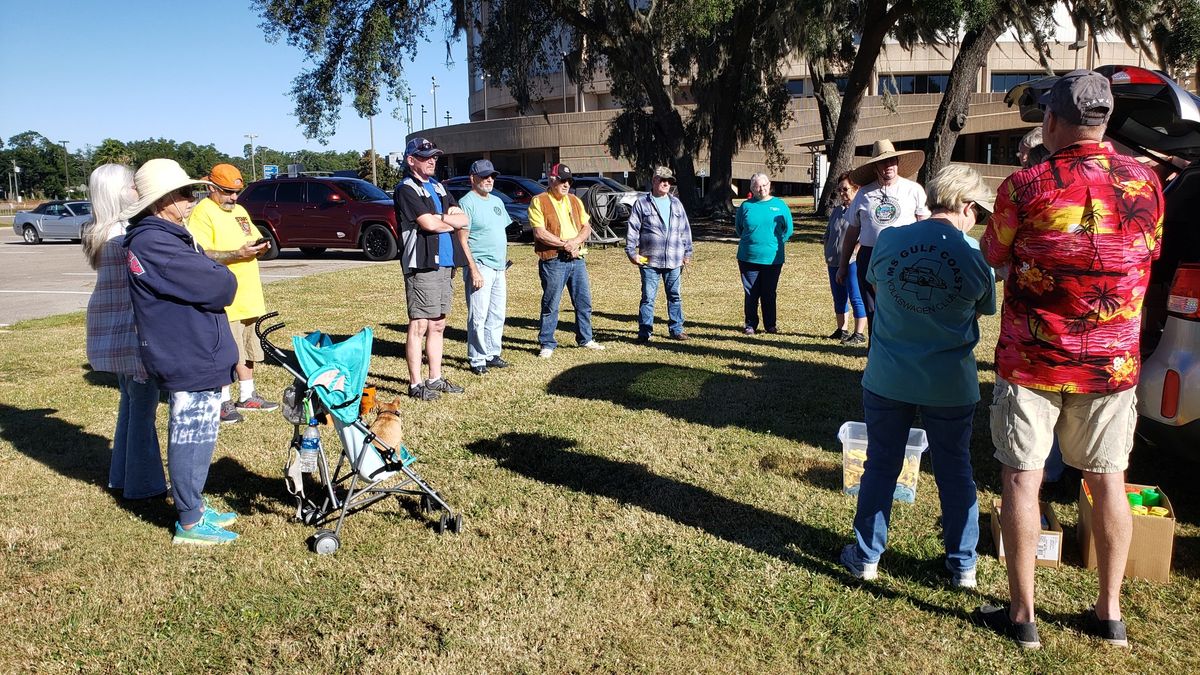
[2,215,1198,672]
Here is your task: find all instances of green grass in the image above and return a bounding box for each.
[2,216,1198,672]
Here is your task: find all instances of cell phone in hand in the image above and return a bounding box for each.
[253,237,270,246]
[505,259,513,270]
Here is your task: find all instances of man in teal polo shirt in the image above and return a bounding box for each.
[457,160,513,375]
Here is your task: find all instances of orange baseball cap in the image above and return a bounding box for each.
[207,163,245,191]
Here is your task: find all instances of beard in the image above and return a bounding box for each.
[478,184,493,194]
[220,201,236,212]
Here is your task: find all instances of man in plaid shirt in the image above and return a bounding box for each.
[625,166,694,341]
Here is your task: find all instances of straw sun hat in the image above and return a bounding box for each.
[848,139,925,186]
[119,158,214,220]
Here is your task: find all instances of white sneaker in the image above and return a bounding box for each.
[950,566,977,589]
[538,347,555,359]
[840,544,879,580]
[580,340,606,351]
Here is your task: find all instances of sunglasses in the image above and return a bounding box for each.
[654,177,675,184]
[214,185,242,196]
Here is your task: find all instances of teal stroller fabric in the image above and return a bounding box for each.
[292,328,373,424]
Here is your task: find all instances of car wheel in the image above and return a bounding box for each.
[298,247,327,257]
[22,226,41,245]
[256,226,280,261]
[361,224,397,262]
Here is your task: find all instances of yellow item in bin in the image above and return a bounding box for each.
[1131,505,1148,516]
[1149,506,1169,517]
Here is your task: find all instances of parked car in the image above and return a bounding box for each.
[12,200,92,243]
[1007,65,1200,445]
[536,174,643,224]
[441,175,545,204]
[442,185,531,241]
[238,176,400,261]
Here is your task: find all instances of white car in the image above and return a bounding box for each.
[12,200,92,244]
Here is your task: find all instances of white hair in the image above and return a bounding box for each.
[82,164,136,270]
[925,164,993,213]
[749,172,771,187]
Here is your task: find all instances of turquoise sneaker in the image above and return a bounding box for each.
[173,521,239,546]
[201,506,238,528]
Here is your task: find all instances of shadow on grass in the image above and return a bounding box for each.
[470,431,973,622]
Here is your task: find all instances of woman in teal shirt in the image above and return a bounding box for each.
[734,173,794,334]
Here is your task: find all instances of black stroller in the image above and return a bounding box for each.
[255,312,462,554]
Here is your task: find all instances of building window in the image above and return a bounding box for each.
[786,79,806,97]
[990,72,1044,93]
[878,73,952,95]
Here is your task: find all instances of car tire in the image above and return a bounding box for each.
[361,224,397,262]
[22,226,41,245]
[256,226,280,261]
[298,247,327,257]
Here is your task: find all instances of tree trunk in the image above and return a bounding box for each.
[817,0,911,216]
[701,2,762,217]
[918,18,1006,185]
[808,57,842,217]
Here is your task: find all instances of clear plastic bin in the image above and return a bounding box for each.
[838,421,929,503]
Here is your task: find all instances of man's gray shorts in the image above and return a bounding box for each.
[404,266,454,319]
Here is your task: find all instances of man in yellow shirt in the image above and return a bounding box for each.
[187,164,276,423]
[530,163,605,358]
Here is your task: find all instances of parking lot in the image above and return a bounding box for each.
[0,218,390,325]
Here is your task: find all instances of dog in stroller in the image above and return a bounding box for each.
[255,312,462,554]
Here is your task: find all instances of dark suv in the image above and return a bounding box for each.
[238,176,400,261]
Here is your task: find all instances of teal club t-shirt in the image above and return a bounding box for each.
[863,218,997,406]
[735,196,794,265]
[458,190,510,271]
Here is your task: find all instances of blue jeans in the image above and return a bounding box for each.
[638,266,684,338]
[538,257,594,349]
[827,264,866,319]
[109,374,166,499]
[167,389,222,527]
[465,264,507,367]
[852,388,979,573]
[738,261,782,330]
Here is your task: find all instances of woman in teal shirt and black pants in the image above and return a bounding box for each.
[735,173,794,334]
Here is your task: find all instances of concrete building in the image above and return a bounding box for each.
[415,5,1166,193]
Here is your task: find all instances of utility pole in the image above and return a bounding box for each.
[11,160,20,202]
[244,133,259,180]
[444,111,452,126]
[59,140,70,196]
[368,115,379,186]
[406,99,414,134]
[421,104,427,130]
[482,73,489,121]
[562,53,569,114]
[431,76,440,127]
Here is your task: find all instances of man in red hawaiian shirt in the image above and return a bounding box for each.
[975,70,1165,650]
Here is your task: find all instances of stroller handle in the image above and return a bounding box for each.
[255,311,287,342]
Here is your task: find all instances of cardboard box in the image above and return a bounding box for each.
[1078,482,1175,582]
[838,421,928,503]
[991,498,1063,568]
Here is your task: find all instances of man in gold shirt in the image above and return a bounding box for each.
[530,163,605,358]
[187,163,276,423]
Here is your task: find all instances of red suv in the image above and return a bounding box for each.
[238,176,400,261]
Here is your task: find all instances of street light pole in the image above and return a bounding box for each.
[406,99,414,135]
[482,73,489,121]
[431,76,440,127]
[444,111,451,126]
[562,53,568,114]
[244,133,259,180]
[369,115,378,186]
[421,105,427,130]
[59,140,69,196]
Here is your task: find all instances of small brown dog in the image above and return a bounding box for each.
[368,399,404,452]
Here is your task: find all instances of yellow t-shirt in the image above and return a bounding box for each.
[529,192,589,255]
[186,197,265,321]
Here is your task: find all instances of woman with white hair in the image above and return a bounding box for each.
[83,164,166,501]
[734,172,793,334]
[840,164,997,589]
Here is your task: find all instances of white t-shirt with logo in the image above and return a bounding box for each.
[849,177,929,247]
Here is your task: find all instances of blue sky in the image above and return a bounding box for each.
[0,0,468,157]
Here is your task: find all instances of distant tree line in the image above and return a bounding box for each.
[0,131,384,201]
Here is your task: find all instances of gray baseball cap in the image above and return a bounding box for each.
[469,159,499,177]
[1038,69,1113,126]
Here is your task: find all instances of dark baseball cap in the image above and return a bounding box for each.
[547,163,573,184]
[469,159,499,177]
[405,137,442,159]
[1038,69,1113,126]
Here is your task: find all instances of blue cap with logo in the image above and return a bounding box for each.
[404,138,442,159]
[470,159,499,177]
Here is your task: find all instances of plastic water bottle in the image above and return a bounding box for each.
[299,419,321,473]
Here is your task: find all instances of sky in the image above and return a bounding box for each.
[0,0,469,158]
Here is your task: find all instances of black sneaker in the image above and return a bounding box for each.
[972,605,1041,650]
[220,400,243,425]
[828,328,849,340]
[470,365,488,376]
[408,384,440,401]
[426,377,464,394]
[842,332,867,345]
[1083,607,1129,648]
[485,356,510,369]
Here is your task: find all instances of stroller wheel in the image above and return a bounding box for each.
[450,513,464,534]
[420,494,434,514]
[310,529,340,555]
[436,511,449,535]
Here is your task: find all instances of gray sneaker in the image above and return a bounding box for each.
[425,377,464,394]
[839,544,878,580]
[408,384,440,401]
[220,400,243,424]
[949,565,977,589]
[973,605,1041,650]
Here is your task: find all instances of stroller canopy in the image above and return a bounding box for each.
[293,328,373,424]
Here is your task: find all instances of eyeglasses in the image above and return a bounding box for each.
[837,186,851,193]
[654,177,675,184]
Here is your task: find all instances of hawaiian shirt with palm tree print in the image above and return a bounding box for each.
[981,142,1164,394]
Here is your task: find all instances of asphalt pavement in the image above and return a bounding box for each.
[0,220,390,326]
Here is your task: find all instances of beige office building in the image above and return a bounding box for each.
[416,6,1170,192]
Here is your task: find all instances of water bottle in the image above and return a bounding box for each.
[299,419,321,473]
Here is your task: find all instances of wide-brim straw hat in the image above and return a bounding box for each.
[119,158,214,220]
[849,139,925,186]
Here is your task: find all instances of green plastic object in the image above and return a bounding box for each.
[1140,488,1161,507]
[1127,492,1143,507]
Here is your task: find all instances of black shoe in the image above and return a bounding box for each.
[470,365,488,376]
[425,377,464,394]
[669,332,689,341]
[972,605,1041,650]
[1083,607,1129,648]
[842,332,867,345]
[828,328,849,340]
[635,334,650,344]
[764,326,779,334]
[408,384,440,401]
[485,356,510,369]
